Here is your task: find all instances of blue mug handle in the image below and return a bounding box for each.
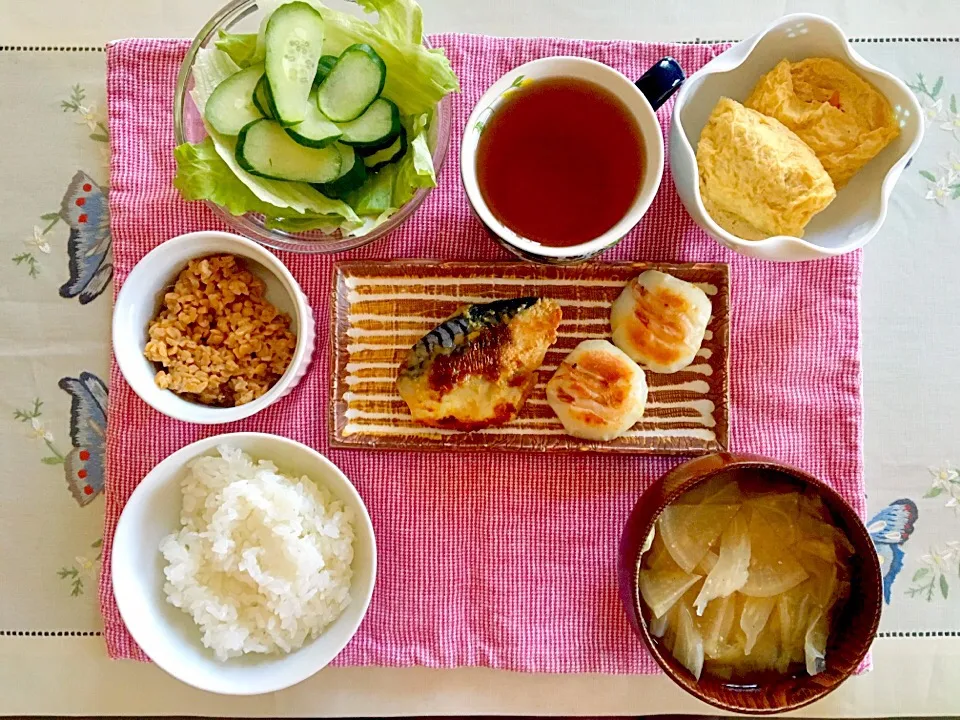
[635,57,685,111]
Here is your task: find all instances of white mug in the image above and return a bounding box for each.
[461,56,684,263]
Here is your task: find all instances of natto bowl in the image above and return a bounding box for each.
[617,452,882,714]
[113,231,315,424]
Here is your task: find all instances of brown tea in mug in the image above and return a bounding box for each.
[476,76,645,248]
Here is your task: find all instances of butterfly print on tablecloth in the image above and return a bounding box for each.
[58,171,113,305]
[58,372,107,506]
[868,498,919,604]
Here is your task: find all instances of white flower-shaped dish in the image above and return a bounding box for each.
[670,14,924,262]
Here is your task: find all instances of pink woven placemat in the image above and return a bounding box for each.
[101,34,864,672]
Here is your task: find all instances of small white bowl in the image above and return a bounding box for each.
[670,13,924,262]
[112,432,377,695]
[113,231,315,423]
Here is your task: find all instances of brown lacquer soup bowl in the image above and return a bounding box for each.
[617,452,882,714]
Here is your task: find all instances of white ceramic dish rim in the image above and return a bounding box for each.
[112,231,313,424]
[111,432,377,695]
[671,12,925,257]
[460,56,666,260]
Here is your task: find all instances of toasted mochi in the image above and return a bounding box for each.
[696,97,836,239]
[546,339,647,441]
[610,270,711,374]
[746,58,900,188]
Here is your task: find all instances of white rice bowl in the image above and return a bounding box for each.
[159,445,355,661]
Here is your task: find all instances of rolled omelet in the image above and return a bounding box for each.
[697,97,835,240]
[746,58,900,188]
[546,340,648,442]
[610,270,711,374]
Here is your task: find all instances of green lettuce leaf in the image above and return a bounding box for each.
[393,112,436,206]
[214,31,263,68]
[263,215,343,233]
[320,6,457,116]
[175,139,279,216]
[356,0,423,44]
[179,0,456,237]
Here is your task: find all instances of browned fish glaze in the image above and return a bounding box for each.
[396,298,562,431]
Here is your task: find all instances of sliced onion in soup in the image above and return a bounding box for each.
[694,511,751,614]
[659,503,740,573]
[639,567,702,619]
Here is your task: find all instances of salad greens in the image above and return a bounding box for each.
[347,162,398,215]
[175,0,458,238]
[393,112,435,206]
[357,0,423,44]
[174,140,347,232]
[213,30,260,67]
[187,42,358,218]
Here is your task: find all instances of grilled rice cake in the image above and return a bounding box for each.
[546,339,648,442]
[697,97,836,240]
[396,297,562,431]
[610,270,712,374]
[746,58,900,188]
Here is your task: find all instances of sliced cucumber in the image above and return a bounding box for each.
[316,44,386,122]
[252,75,277,120]
[318,143,368,198]
[313,55,338,87]
[334,143,357,179]
[361,127,407,170]
[347,163,399,216]
[236,119,342,183]
[264,2,326,126]
[337,98,401,149]
[206,64,264,135]
[285,90,342,148]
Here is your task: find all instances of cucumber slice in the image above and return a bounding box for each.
[317,44,386,122]
[264,2,326,126]
[285,90,342,148]
[206,64,264,135]
[313,55,338,87]
[252,75,277,120]
[361,127,407,170]
[337,98,401,149]
[334,143,357,179]
[236,119,342,183]
[347,163,398,216]
[318,143,368,198]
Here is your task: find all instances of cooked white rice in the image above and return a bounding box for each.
[159,445,355,661]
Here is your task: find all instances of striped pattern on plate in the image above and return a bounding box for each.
[331,261,730,454]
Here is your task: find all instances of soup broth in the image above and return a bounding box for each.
[476,76,645,248]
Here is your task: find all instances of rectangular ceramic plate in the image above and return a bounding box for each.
[331,261,730,454]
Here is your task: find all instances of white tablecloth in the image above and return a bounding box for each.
[2,1,960,715]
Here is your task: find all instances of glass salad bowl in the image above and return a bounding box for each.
[173,0,453,254]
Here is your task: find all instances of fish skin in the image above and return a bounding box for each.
[403,297,539,377]
[397,298,561,431]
